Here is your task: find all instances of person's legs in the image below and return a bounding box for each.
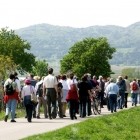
[57,95,63,118]
[36,97,41,117]
[11,99,17,121]
[134,93,138,106]
[47,91,51,119]
[120,91,125,109]
[106,98,110,111]
[5,99,12,122]
[68,100,74,119]
[82,100,86,117]
[86,96,91,116]
[41,97,48,118]
[112,94,117,112]
[124,93,128,108]
[109,95,113,112]
[131,93,135,105]
[50,89,56,118]
[26,104,33,122]
[101,92,104,108]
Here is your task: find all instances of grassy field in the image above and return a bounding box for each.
[21,106,140,140]
[111,65,140,78]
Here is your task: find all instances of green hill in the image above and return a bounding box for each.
[15,21,140,65]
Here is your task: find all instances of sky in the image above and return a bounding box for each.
[0,0,140,30]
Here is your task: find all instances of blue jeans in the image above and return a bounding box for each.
[6,99,17,120]
[118,91,125,109]
[131,93,138,106]
[108,94,117,112]
[79,96,87,117]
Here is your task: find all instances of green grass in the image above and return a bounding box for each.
[0,108,26,121]
[21,107,140,140]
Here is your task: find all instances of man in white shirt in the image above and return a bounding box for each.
[43,68,58,119]
[105,78,119,113]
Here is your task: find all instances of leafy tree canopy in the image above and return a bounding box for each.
[60,37,116,78]
[0,55,17,79]
[0,28,36,74]
[121,68,140,80]
[31,59,48,78]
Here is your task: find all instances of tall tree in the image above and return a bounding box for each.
[0,28,35,74]
[0,55,17,79]
[31,59,48,77]
[60,37,116,78]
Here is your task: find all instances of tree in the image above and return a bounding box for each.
[0,55,17,79]
[60,37,116,78]
[121,68,140,80]
[0,27,35,74]
[31,59,48,77]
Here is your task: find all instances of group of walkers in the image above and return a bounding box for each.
[1,68,140,123]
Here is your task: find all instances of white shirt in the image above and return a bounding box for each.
[59,79,68,90]
[15,78,21,92]
[43,74,58,88]
[35,80,43,92]
[22,85,36,98]
[67,78,78,90]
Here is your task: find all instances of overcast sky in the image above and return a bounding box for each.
[0,0,140,29]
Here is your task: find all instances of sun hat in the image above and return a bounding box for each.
[24,79,31,84]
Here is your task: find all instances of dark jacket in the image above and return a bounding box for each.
[117,80,126,92]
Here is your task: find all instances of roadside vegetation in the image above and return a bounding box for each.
[21,106,140,140]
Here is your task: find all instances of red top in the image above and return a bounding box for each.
[4,91,20,104]
[66,90,79,101]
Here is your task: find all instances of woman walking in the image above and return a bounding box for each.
[66,72,79,120]
[22,79,36,122]
[59,74,69,117]
[4,74,20,122]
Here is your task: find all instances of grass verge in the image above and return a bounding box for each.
[21,106,140,140]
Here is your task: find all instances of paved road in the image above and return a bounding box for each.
[0,100,138,140]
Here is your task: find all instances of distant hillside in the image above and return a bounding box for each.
[15,22,140,65]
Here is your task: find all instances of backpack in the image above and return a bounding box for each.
[6,82,14,95]
[131,82,138,90]
[37,83,43,97]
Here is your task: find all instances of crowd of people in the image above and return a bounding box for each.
[1,68,140,123]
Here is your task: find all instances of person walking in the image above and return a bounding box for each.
[35,76,48,119]
[43,68,58,119]
[4,74,20,122]
[66,72,79,120]
[28,74,37,118]
[59,74,68,117]
[105,78,119,113]
[56,76,63,118]
[98,76,105,108]
[130,79,139,106]
[116,76,126,109]
[78,75,91,118]
[22,79,36,122]
[124,76,130,108]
